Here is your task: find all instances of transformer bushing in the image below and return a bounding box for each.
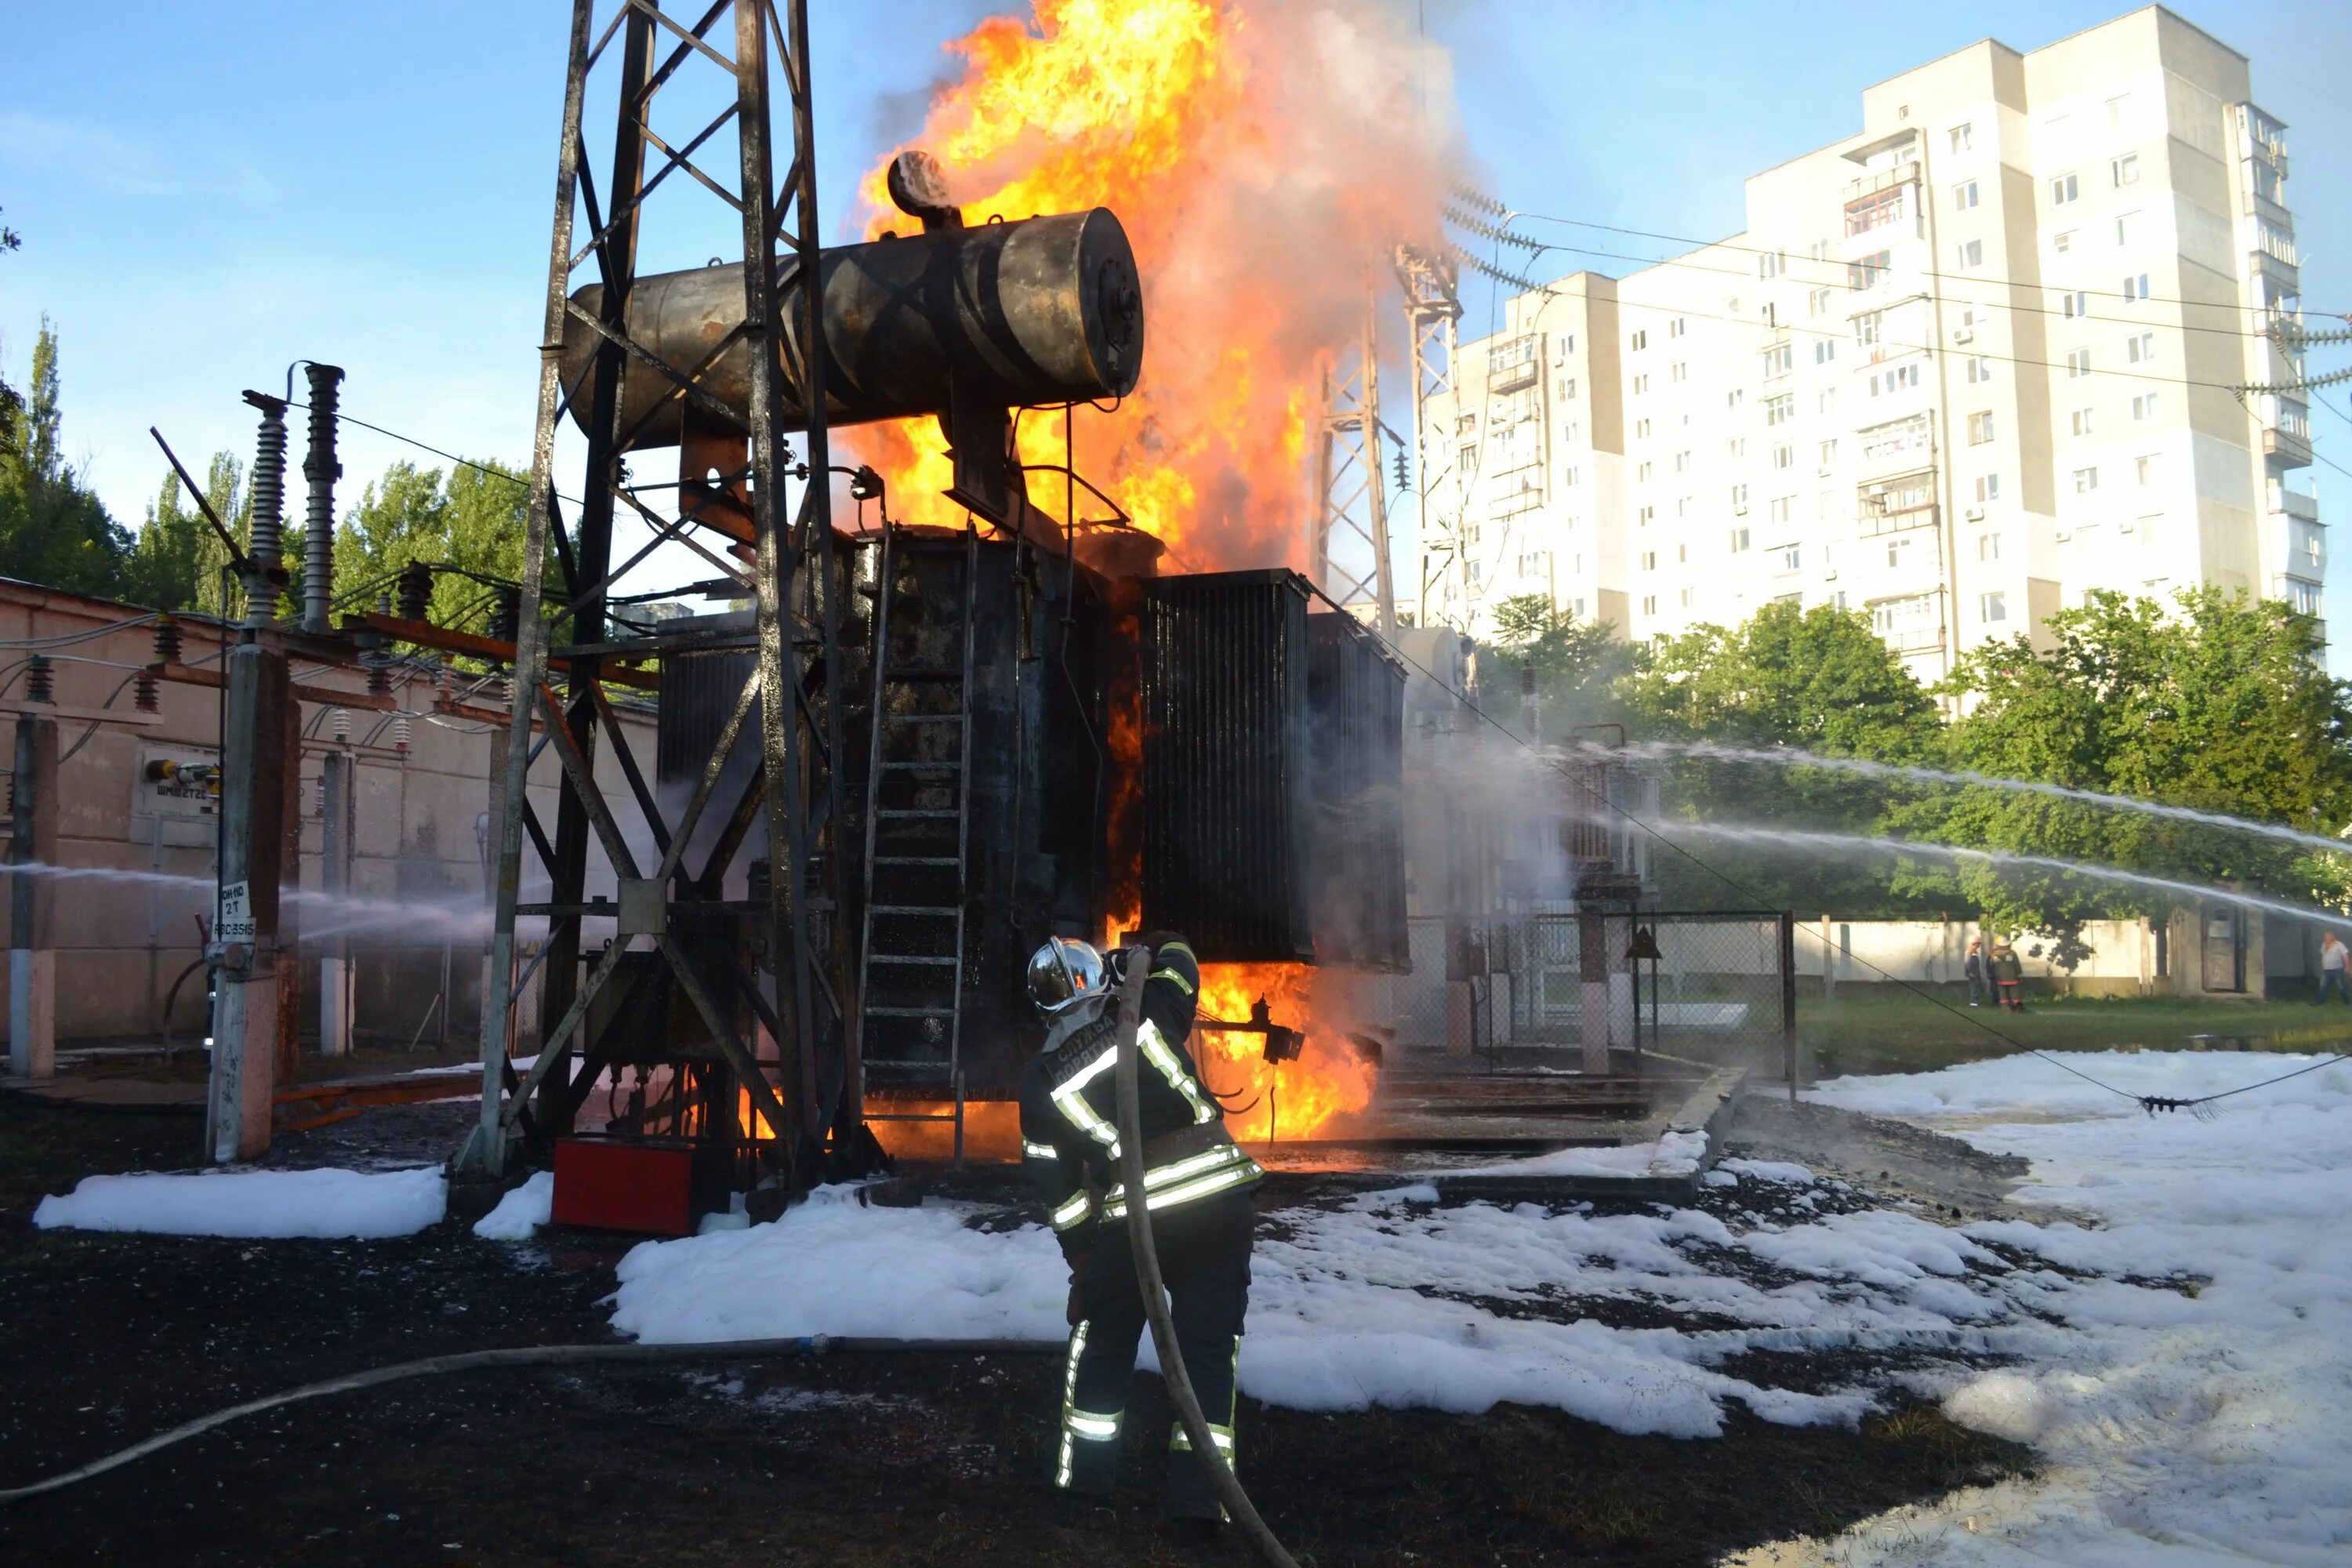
[300,365,345,635]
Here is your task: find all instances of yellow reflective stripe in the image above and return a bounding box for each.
[1138,1020,1216,1123]
[1051,1189,1094,1231]
[1062,1405,1121,1440]
[1150,966,1195,996]
[1022,1139,1059,1161]
[1102,1154,1261,1219]
[1102,1142,1254,1209]
[1051,1051,1123,1155]
[1157,940,1196,964]
[1056,1321,1089,1487]
[1170,1423,1235,1454]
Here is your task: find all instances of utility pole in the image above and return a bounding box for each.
[8,704,56,1079]
[1311,281,1397,637]
[318,744,354,1056]
[205,389,304,1160]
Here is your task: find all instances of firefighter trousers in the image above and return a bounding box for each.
[1054,1187,1254,1515]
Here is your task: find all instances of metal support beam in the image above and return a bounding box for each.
[318,750,354,1057]
[1396,245,1465,629]
[208,637,290,1162]
[1311,283,1397,636]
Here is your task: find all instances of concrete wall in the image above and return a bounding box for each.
[0,582,657,1047]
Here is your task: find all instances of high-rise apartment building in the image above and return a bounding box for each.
[1419,7,2319,673]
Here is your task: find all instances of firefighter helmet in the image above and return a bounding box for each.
[1026,935,1108,1017]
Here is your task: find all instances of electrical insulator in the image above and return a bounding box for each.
[1393,447,1409,489]
[486,586,522,645]
[367,662,392,700]
[132,671,160,714]
[24,655,54,705]
[434,656,452,693]
[153,615,183,666]
[395,561,434,622]
[392,715,412,752]
[330,708,350,742]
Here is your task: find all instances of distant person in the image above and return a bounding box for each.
[1963,935,1988,1007]
[2318,931,2350,1005]
[1991,940,2025,1013]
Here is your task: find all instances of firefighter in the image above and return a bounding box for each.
[1019,931,1262,1522]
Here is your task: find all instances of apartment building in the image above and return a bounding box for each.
[1419,6,2320,675]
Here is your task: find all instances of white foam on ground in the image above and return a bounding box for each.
[1756,1051,2352,1567]
[472,1171,554,1240]
[34,1165,448,1239]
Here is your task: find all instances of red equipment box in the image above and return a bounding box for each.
[551,1135,699,1236]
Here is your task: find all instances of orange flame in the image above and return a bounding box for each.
[847,0,1453,568]
[1192,963,1377,1142]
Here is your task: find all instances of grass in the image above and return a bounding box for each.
[1798,989,2352,1077]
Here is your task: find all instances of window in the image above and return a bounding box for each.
[1731,484,1750,509]
[2074,466,2099,493]
[1955,238,1984,270]
[1730,528,1751,552]
[1636,417,1651,438]
[1638,461,1653,481]
[2288,579,2322,616]
[2136,455,2156,485]
[1853,311,1882,348]
[1883,537,1912,570]
[1979,532,2003,561]
[1773,442,1794,470]
[1780,544,1802,572]
[1728,437,1747,458]
[1639,504,1654,524]
[1561,333,1576,355]
[1769,495,1793,524]
[1726,389,1745,408]
[2112,153,2139,187]
[1848,250,1892,290]
[2061,290,2088,318]
[1815,339,1837,365]
[1952,180,1979,211]
[2054,230,2075,254]
[1980,591,2008,622]
[1765,394,1795,426]
[1458,444,1475,473]
[1563,466,1579,486]
[1871,363,1920,396]
[1561,377,1578,399]
[2122,273,2150,302]
[2067,348,2092,378]
[1818,491,1836,521]
[1818,389,1838,415]
[1950,122,1973,153]
[1679,588,1693,608]
[1642,550,1657,572]
[1819,438,1838,466]
[2071,408,2094,436]
[2051,172,2079,206]
[1975,474,2001,503]
[1966,355,1992,383]
[1642,594,1657,615]
[2132,393,2159,423]
[1762,344,1794,376]
[1673,450,1690,472]
[1670,317,1687,338]
[1676,496,1690,517]
[1846,187,1904,238]
[2107,94,2130,126]
[1633,373,1650,394]
[1630,329,1648,350]
[2127,332,2154,364]
[1810,287,1835,318]
[1968,410,1996,445]
[1759,250,1785,279]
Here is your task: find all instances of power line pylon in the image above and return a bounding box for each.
[1310,287,1398,638]
[462,0,848,1182]
[1394,243,1463,632]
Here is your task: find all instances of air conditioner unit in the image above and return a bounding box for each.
[1822,568,1839,582]
[1965,506,1986,522]
[1817,466,1834,477]
[1733,505,1749,516]
[2054,528,2073,542]
[1952,328,1975,344]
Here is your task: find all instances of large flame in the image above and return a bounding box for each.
[1192,963,1377,1141]
[848,0,1454,567]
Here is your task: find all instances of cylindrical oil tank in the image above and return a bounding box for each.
[563,208,1142,448]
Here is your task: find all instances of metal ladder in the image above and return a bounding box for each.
[854,524,978,1162]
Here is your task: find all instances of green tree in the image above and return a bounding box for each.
[1624,601,1947,914]
[335,456,543,651]
[0,320,131,597]
[125,452,246,612]
[1922,588,2352,946]
[1480,593,1639,735]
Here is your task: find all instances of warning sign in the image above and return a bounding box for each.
[218,880,255,946]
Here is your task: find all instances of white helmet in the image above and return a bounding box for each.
[1027,936,1108,1016]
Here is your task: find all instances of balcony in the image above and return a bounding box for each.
[2263,400,2314,468]
[2270,483,2321,525]
[1844,160,1920,206]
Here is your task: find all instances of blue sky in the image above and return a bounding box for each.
[3,2,2346,651]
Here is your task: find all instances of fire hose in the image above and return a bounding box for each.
[1109,947,1299,1567]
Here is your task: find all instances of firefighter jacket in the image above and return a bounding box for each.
[1018,938,1262,1253]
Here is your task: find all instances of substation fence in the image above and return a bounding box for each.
[1383,911,1796,1073]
